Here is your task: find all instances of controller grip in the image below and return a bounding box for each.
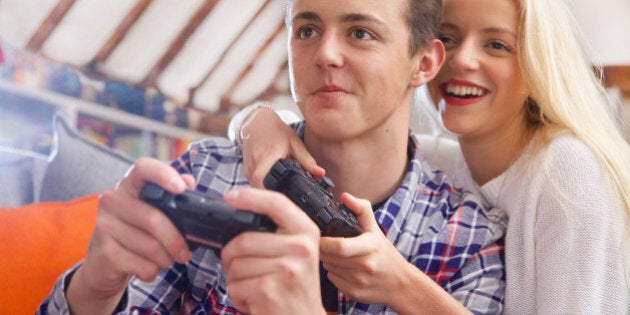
[140,183,277,250]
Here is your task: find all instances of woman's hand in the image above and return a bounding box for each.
[238,106,324,188]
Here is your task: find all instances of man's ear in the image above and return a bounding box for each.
[410,39,445,88]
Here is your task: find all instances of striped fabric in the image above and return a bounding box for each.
[39,122,506,315]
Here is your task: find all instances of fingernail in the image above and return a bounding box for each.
[224,190,238,201]
[178,249,191,262]
[170,178,186,191]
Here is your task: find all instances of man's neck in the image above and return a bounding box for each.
[304,127,410,205]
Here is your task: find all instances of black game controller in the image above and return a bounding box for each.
[263,159,362,237]
[140,182,277,250]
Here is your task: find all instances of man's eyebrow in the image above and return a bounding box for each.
[291,11,320,23]
[291,12,386,29]
[340,13,386,28]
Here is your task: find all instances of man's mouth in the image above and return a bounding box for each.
[314,84,346,94]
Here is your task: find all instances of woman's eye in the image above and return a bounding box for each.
[438,35,456,47]
[438,35,450,43]
[489,41,511,52]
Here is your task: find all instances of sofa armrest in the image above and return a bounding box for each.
[39,114,135,202]
[0,147,48,206]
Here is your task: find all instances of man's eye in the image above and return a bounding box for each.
[351,28,373,40]
[296,27,317,39]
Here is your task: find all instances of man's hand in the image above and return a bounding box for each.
[66,157,194,315]
[221,188,326,315]
[320,194,471,314]
[240,106,324,188]
[320,193,414,305]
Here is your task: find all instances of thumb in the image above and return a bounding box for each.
[340,192,380,233]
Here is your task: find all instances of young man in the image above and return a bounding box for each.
[39,0,506,314]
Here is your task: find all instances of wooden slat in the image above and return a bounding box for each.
[196,112,232,135]
[261,63,291,99]
[186,0,273,108]
[143,0,220,85]
[26,0,77,51]
[603,65,630,99]
[91,0,152,64]
[220,20,286,110]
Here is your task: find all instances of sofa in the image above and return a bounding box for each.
[0,114,135,206]
[0,113,135,314]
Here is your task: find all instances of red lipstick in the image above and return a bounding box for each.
[439,80,489,106]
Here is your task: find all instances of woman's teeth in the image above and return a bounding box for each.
[446,84,484,97]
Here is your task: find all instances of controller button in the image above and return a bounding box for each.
[318,209,333,224]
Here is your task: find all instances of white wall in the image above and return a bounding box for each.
[569,0,630,65]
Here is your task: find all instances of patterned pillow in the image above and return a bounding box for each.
[39,115,134,202]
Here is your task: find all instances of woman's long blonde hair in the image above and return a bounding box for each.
[518,0,630,224]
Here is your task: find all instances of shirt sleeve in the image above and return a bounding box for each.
[533,142,628,314]
[37,262,82,314]
[442,201,507,315]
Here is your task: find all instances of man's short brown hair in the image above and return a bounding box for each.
[285,0,442,56]
[406,0,442,55]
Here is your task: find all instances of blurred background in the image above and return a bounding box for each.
[0,0,628,160]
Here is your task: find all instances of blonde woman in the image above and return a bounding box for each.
[233,0,630,313]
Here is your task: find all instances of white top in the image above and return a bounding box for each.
[417,133,629,314]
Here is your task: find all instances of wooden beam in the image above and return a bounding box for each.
[91,0,152,64]
[143,0,220,85]
[221,20,286,111]
[186,0,273,108]
[603,65,630,99]
[26,0,76,51]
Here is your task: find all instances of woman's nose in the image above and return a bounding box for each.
[448,41,480,71]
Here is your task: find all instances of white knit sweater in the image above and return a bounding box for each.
[418,133,629,314]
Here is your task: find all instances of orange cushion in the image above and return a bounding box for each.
[0,194,99,315]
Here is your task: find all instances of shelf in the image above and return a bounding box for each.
[0,79,209,141]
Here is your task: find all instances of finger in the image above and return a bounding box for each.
[108,245,162,283]
[288,138,325,178]
[324,270,364,302]
[227,260,319,314]
[223,188,320,236]
[86,233,161,283]
[99,190,191,264]
[181,174,197,190]
[228,276,276,314]
[117,157,188,198]
[222,232,317,270]
[99,211,174,269]
[340,192,381,232]
[248,156,280,189]
[319,236,367,263]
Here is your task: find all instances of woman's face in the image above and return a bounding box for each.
[429,0,529,141]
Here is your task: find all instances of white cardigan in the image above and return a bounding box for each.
[418,133,629,314]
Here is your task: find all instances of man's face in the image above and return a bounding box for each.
[287,0,420,141]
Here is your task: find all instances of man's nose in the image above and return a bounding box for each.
[315,32,344,69]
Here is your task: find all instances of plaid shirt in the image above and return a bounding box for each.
[39,122,506,314]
